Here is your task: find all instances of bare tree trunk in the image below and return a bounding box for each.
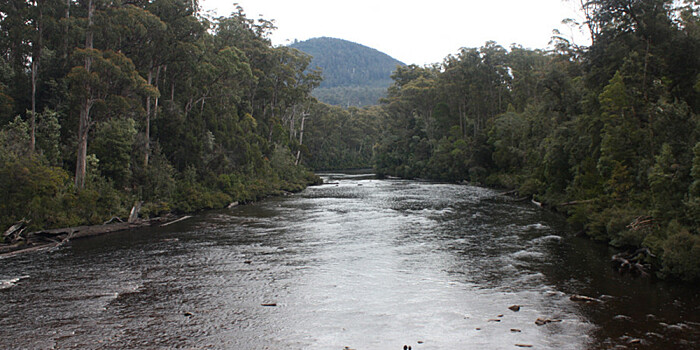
[75,0,94,189]
[30,60,37,152]
[459,101,467,139]
[144,64,153,167]
[153,65,161,119]
[30,0,43,153]
[288,105,297,141]
[295,113,307,166]
[75,104,90,188]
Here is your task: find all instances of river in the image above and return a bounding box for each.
[1,173,699,349]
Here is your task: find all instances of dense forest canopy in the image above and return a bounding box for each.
[372,0,700,281]
[290,37,405,107]
[0,1,322,231]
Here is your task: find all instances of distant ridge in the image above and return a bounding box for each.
[290,37,405,107]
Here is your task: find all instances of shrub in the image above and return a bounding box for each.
[660,223,700,282]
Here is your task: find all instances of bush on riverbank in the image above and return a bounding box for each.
[0,4,323,237]
[0,118,319,235]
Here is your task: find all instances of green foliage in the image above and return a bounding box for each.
[0,156,71,230]
[91,118,137,187]
[372,0,700,281]
[303,104,383,170]
[0,2,322,232]
[35,108,62,166]
[659,222,700,281]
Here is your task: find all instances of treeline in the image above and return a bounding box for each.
[303,104,383,170]
[0,1,321,232]
[374,0,700,281]
[311,86,389,108]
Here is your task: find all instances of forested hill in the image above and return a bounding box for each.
[290,37,404,107]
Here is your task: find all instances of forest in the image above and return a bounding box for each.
[2,0,700,282]
[371,0,700,281]
[0,0,322,232]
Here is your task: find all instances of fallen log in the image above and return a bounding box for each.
[161,215,192,227]
[570,294,601,303]
[1,216,170,258]
[612,252,650,277]
[558,199,597,206]
[3,220,29,243]
[0,241,63,259]
[103,216,124,225]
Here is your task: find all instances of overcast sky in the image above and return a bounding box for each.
[200,0,591,65]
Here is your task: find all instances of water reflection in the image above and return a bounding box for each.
[0,173,698,349]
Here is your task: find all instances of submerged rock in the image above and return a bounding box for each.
[535,318,562,326]
[613,314,633,322]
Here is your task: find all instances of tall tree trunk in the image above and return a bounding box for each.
[144,64,153,167]
[30,60,37,152]
[295,113,307,166]
[63,0,70,61]
[75,102,90,189]
[75,0,93,189]
[30,0,43,153]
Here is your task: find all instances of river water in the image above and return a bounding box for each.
[1,173,699,349]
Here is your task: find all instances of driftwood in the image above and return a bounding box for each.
[161,215,192,227]
[558,199,597,206]
[612,248,653,277]
[3,220,29,244]
[103,216,124,225]
[570,294,601,303]
[1,216,171,258]
[627,216,656,231]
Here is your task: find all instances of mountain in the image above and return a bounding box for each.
[290,37,405,107]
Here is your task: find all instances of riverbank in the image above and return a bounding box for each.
[3,174,698,349]
[1,172,323,257]
[376,170,699,283]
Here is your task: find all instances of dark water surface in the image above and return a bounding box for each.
[1,173,699,349]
